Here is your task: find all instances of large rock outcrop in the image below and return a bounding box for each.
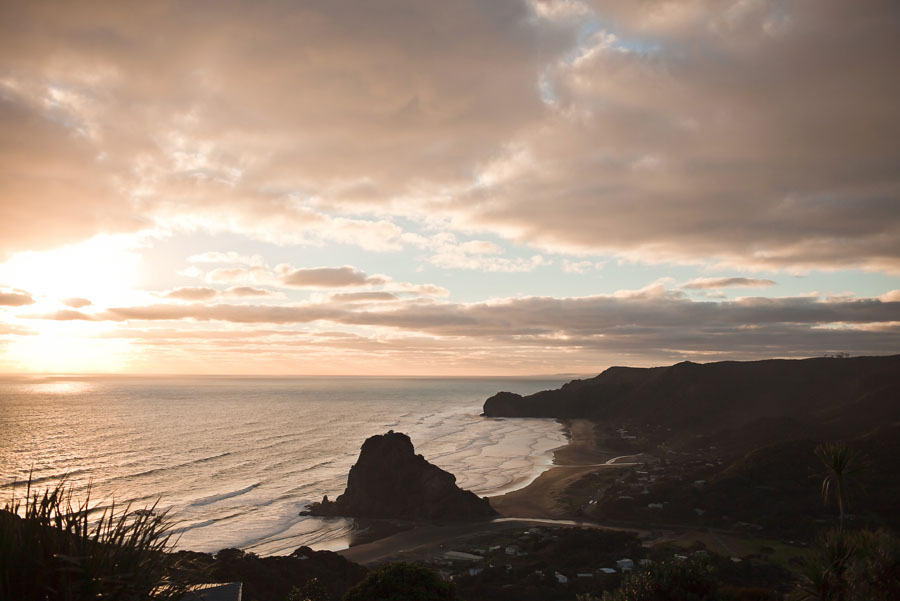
[303,431,496,521]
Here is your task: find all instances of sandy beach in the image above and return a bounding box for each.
[339,419,642,565]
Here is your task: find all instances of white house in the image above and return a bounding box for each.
[616,558,634,572]
[555,572,568,584]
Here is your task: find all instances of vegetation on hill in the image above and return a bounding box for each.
[343,562,459,601]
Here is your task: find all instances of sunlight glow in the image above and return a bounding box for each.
[4,321,133,373]
[0,235,143,307]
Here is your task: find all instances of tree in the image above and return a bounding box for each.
[814,442,861,531]
[343,562,459,601]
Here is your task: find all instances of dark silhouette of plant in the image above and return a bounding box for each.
[0,478,191,601]
[814,442,861,531]
[846,528,900,600]
[343,562,459,601]
[599,558,718,601]
[287,577,330,601]
[791,529,855,601]
[790,528,900,601]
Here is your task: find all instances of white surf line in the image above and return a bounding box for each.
[552,454,643,468]
[605,454,642,465]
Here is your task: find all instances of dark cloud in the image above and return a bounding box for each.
[453,1,900,271]
[41,291,898,361]
[682,277,776,290]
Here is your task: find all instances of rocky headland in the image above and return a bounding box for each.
[303,430,497,521]
[483,354,900,447]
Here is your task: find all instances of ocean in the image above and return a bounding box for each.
[0,375,569,556]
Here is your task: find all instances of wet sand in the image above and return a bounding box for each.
[489,418,616,519]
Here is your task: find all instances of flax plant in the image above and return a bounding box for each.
[0,477,193,601]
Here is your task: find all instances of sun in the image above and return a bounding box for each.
[0,234,143,306]
[0,234,145,373]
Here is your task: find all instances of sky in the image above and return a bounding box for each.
[0,0,898,375]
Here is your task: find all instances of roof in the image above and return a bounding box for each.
[181,582,242,601]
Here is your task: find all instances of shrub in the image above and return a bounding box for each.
[601,558,718,601]
[0,478,191,601]
[343,562,459,601]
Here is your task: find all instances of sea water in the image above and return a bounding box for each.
[0,375,568,555]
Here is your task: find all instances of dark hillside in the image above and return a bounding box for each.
[484,355,900,445]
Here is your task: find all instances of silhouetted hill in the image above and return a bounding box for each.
[484,355,900,446]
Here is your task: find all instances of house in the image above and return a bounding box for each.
[555,572,568,584]
[616,558,634,572]
[599,568,617,575]
[444,551,483,562]
[639,558,653,567]
[468,567,483,576]
[181,583,242,601]
[505,545,521,556]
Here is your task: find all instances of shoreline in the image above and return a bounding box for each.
[337,418,642,565]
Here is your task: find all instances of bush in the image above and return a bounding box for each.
[601,558,718,601]
[343,562,459,601]
[0,479,191,601]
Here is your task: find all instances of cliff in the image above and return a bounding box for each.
[483,354,900,444]
[303,431,496,521]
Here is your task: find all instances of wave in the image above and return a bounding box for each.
[189,482,262,507]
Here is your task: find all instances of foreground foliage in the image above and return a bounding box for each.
[598,558,718,601]
[790,528,900,601]
[0,479,190,601]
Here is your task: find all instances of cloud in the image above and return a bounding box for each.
[329,291,399,303]
[36,309,96,321]
[562,260,603,274]
[1,0,898,276]
[0,0,563,256]
[224,286,275,298]
[63,297,92,308]
[162,287,219,301]
[449,1,900,272]
[0,289,35,306]
[277,265,386,288]
[682,277,776,290]
[158,285,277,301]
[205,266,274,286]
[407,232,551,272]
[39,288,897,361]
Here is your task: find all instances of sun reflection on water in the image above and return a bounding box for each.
[29,379,94,395]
